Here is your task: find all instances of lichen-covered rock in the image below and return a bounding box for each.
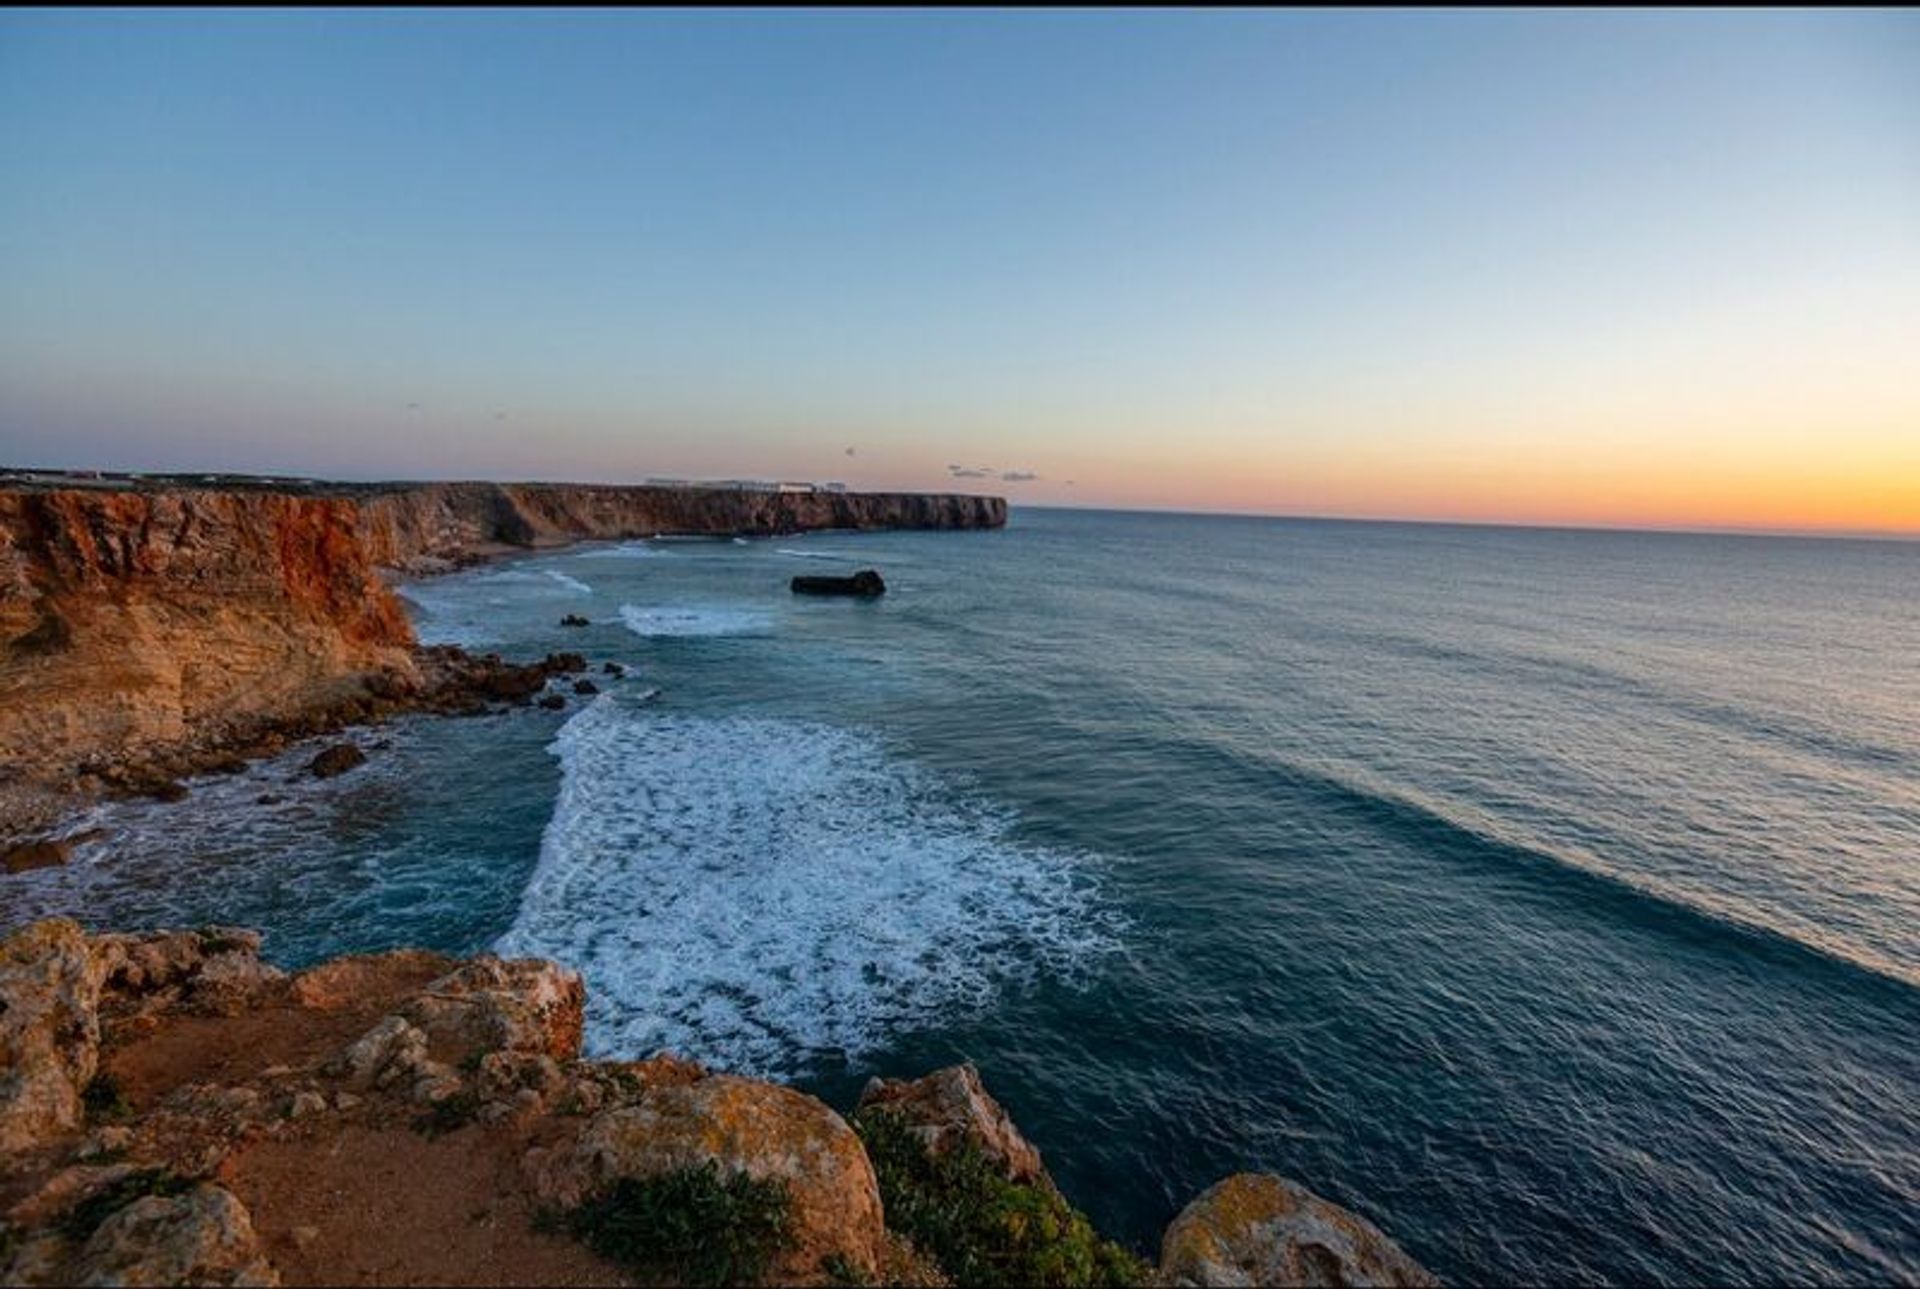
[856,1062,1052,1190]
[0,918,105,1152]
[329,1015,432,1090]
[539,1074,885,1283]
[401,955,585,1064]
[89,928,284,1018]
[1159,1173,1437,1288]
[70,1182,279,1287]
[130,1084,273,1178]
[285,947,455,1010]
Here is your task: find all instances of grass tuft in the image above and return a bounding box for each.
[55,1169,191,1243]
[81,1073,132,1123]
[853,1110,1149,1287]
[551,1162,794,1287]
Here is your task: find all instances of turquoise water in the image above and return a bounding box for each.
[10,509,1919,1284]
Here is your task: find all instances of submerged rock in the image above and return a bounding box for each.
[559,614,590,627]
[1159,1172,1437,1288]
[538,693,567,710]
[790,569,886,597]
[4,837,74,875]
[307,743,366,779]
[572,679,598,696]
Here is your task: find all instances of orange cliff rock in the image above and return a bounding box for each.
[0,488,417,793]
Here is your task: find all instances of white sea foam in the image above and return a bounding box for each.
[543,570,593,595]
[397,585,499,647]
[498,701,1120,1075]
[776,547,857,562]
[578,541,672,559]
[619,604,771,638]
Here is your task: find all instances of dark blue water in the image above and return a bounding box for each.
[11,510,1918,1284]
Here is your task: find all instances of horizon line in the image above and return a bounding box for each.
[4,463,1914,545]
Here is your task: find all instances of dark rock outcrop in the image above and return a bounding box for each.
[791,569,886,597]
[307,744,366,779]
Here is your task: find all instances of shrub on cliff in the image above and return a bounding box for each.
[854,1109,1147,1287]
[546,1162,794,1287]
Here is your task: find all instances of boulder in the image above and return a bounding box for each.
[1159,1173,1437,1288]
[4,837,74,875]
[0,919,106,1153]
[856,1062,1052,1189]
[538,693,567,710]
[307,743,366,778]
[401,956,585,1065]
[790,569,885,597]
[538,1074,885,1282]
[602,661,625,677]
[572,679,599,696]
[70,1183,279,1287]
[91,928,284,1018]
[559,614,590,627]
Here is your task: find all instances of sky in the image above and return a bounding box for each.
[2,9,1916,532]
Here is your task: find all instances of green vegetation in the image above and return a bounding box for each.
[549,1163,794,1288]
[853,1110,1149,1288]
[56,1169,191,1242]
[195,928,249,955]
[80,1073,132,1123]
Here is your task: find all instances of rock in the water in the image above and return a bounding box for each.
[0,919,105,1153]
[559,614,590,627]
[146,780,191,803]
[790,569,885,597]
[307,743,366,778]
[542,651,588,674]
[4,837,73,875]
[572,679,599,696]
[1159,1173,1437,1288]
[602,661,625,677]
[856,1062,1052,1189]
[538,693,566,710]
[71,1182,279,1287]
[540,1074,885,1282]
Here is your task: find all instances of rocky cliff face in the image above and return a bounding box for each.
[353,482,1006,574]
[0,480,1004,824]
[0,488,417,798]
[0,919,1437,1287]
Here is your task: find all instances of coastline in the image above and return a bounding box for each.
[0,478,1004,847]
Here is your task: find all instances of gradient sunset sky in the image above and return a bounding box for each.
[3,9,1916,532]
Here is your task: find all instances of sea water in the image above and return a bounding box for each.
[9,509,1917,1284]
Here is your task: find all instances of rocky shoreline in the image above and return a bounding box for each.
[0,919,1437,1287]
[0,478,1004,847]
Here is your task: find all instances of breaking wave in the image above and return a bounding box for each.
[619,604,771,638]
[497,700,1122,1075]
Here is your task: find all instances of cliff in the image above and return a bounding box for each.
[350,481,1007,574]
[0,918,1437,1287]
[0,479,1003,831]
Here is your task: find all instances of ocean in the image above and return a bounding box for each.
[9,508,1918,1285]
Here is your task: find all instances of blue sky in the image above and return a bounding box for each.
[2,9,1915,528]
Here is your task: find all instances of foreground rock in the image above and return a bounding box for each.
[1160,1172,1438,1288]
[0,919,1436,1287]
[790,568,886,597]
[857,1061,1052,1191]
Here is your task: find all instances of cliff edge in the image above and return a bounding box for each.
[0,918,1436,1287]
